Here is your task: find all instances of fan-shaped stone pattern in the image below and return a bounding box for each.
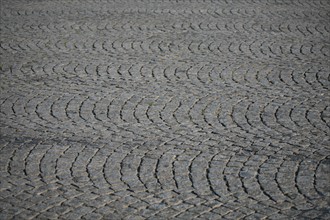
[1,0,329,219]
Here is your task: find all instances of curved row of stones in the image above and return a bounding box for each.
[0,136,329,219]
[1,86,329,141]
[1,0,329,219]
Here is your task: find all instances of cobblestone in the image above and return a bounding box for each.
[1,0,330,219]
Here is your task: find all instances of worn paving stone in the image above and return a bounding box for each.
[0,0,330,219]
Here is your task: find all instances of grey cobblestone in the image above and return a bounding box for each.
[1,0,330,219]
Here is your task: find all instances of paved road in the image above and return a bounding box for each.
[1,0,330,219]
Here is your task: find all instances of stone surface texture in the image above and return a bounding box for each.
[0,0,329,219]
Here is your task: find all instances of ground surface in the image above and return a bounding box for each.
[0,0,330,219]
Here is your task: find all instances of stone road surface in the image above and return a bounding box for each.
[1,0,330,219]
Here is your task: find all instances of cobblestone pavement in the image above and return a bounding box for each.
[1,0,330,219]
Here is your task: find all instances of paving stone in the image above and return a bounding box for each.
[0,0,329,219]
